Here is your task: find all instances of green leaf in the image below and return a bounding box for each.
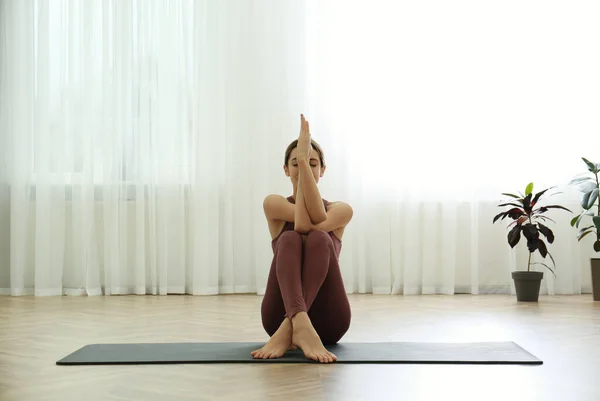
[507,225,522,248]
[531,187,553,206]
[530,262,556,277]
[537,238,548,258]
[594,240,600,252]
[507,208,526,220]
[582,188,599,210]
[493,211,507,224]
[578,230,595,241]
[578,225,594,236]
[537,223,555,243]
[570,215,581,227]
[525,182,534,196]
[534,215,556,224]
[575,213,584,228]
[522,223,539,242]
[535,205,572,214]
[582,157,598,172]
[522,193,533,214]
[501,193,522,199]
[578,181,598,194]
[493,208,525,224]
[593,216,600,231]
[498,202,524,208]
[569,176,593,185]
[547,250,556,268]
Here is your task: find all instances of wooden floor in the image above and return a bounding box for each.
[1,294,599,401]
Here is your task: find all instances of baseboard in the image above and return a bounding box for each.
[0,286,594,296]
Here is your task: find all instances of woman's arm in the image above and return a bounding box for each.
[263,194,295,239]
[263,194,295,222]
[297,156,327,224]
[296,115,327,224]
[306,201,353,233]
[294,176,313,234]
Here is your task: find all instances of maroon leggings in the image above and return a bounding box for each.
[261,229,351,345]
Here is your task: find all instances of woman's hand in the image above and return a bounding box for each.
[296,114,312,160]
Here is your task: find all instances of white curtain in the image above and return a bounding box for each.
[1,0,599,296]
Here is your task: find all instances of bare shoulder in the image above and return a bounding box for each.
[263,194,295,239]
[263,194,288,210]
[325,200,353,225]
[323,200,353,240]
[326,200,353,215]
[263,194,293,216]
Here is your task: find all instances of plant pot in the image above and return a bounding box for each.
[592,258,600,302]
[512,271,543,302]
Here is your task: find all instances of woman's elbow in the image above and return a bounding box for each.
[312,213,327,225]
[294,224,310,234]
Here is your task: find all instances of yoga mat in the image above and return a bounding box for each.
[56,341,542,365]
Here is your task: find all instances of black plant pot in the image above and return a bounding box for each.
[592,258,600,302]
[512,271,543,302]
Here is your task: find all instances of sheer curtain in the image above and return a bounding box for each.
[303,0,600,296]
[1,0,599,297]
[308,0,600,295]
[0,0,307,296]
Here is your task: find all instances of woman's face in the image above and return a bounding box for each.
[284,147,326,185]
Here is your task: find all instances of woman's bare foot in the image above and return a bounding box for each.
[251,318,295,359]
[291,312,337,363]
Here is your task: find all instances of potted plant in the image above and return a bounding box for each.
[568,157,600,301]
[493,182,571,302]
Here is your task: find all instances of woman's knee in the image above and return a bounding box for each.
[261,303,284,337]
[320,319,351,345]
[278,231,302,247]
[262,316,280,337]
[312,308,351,345]
[305,230,333,250]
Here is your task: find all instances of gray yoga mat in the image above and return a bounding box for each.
[56,341,542,365]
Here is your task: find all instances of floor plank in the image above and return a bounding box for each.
[1,294,599,401]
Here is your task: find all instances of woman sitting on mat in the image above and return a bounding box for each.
[251,114,354,364]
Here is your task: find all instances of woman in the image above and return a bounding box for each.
[251,114,353,364]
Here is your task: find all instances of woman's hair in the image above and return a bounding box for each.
[284,139,326,167]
